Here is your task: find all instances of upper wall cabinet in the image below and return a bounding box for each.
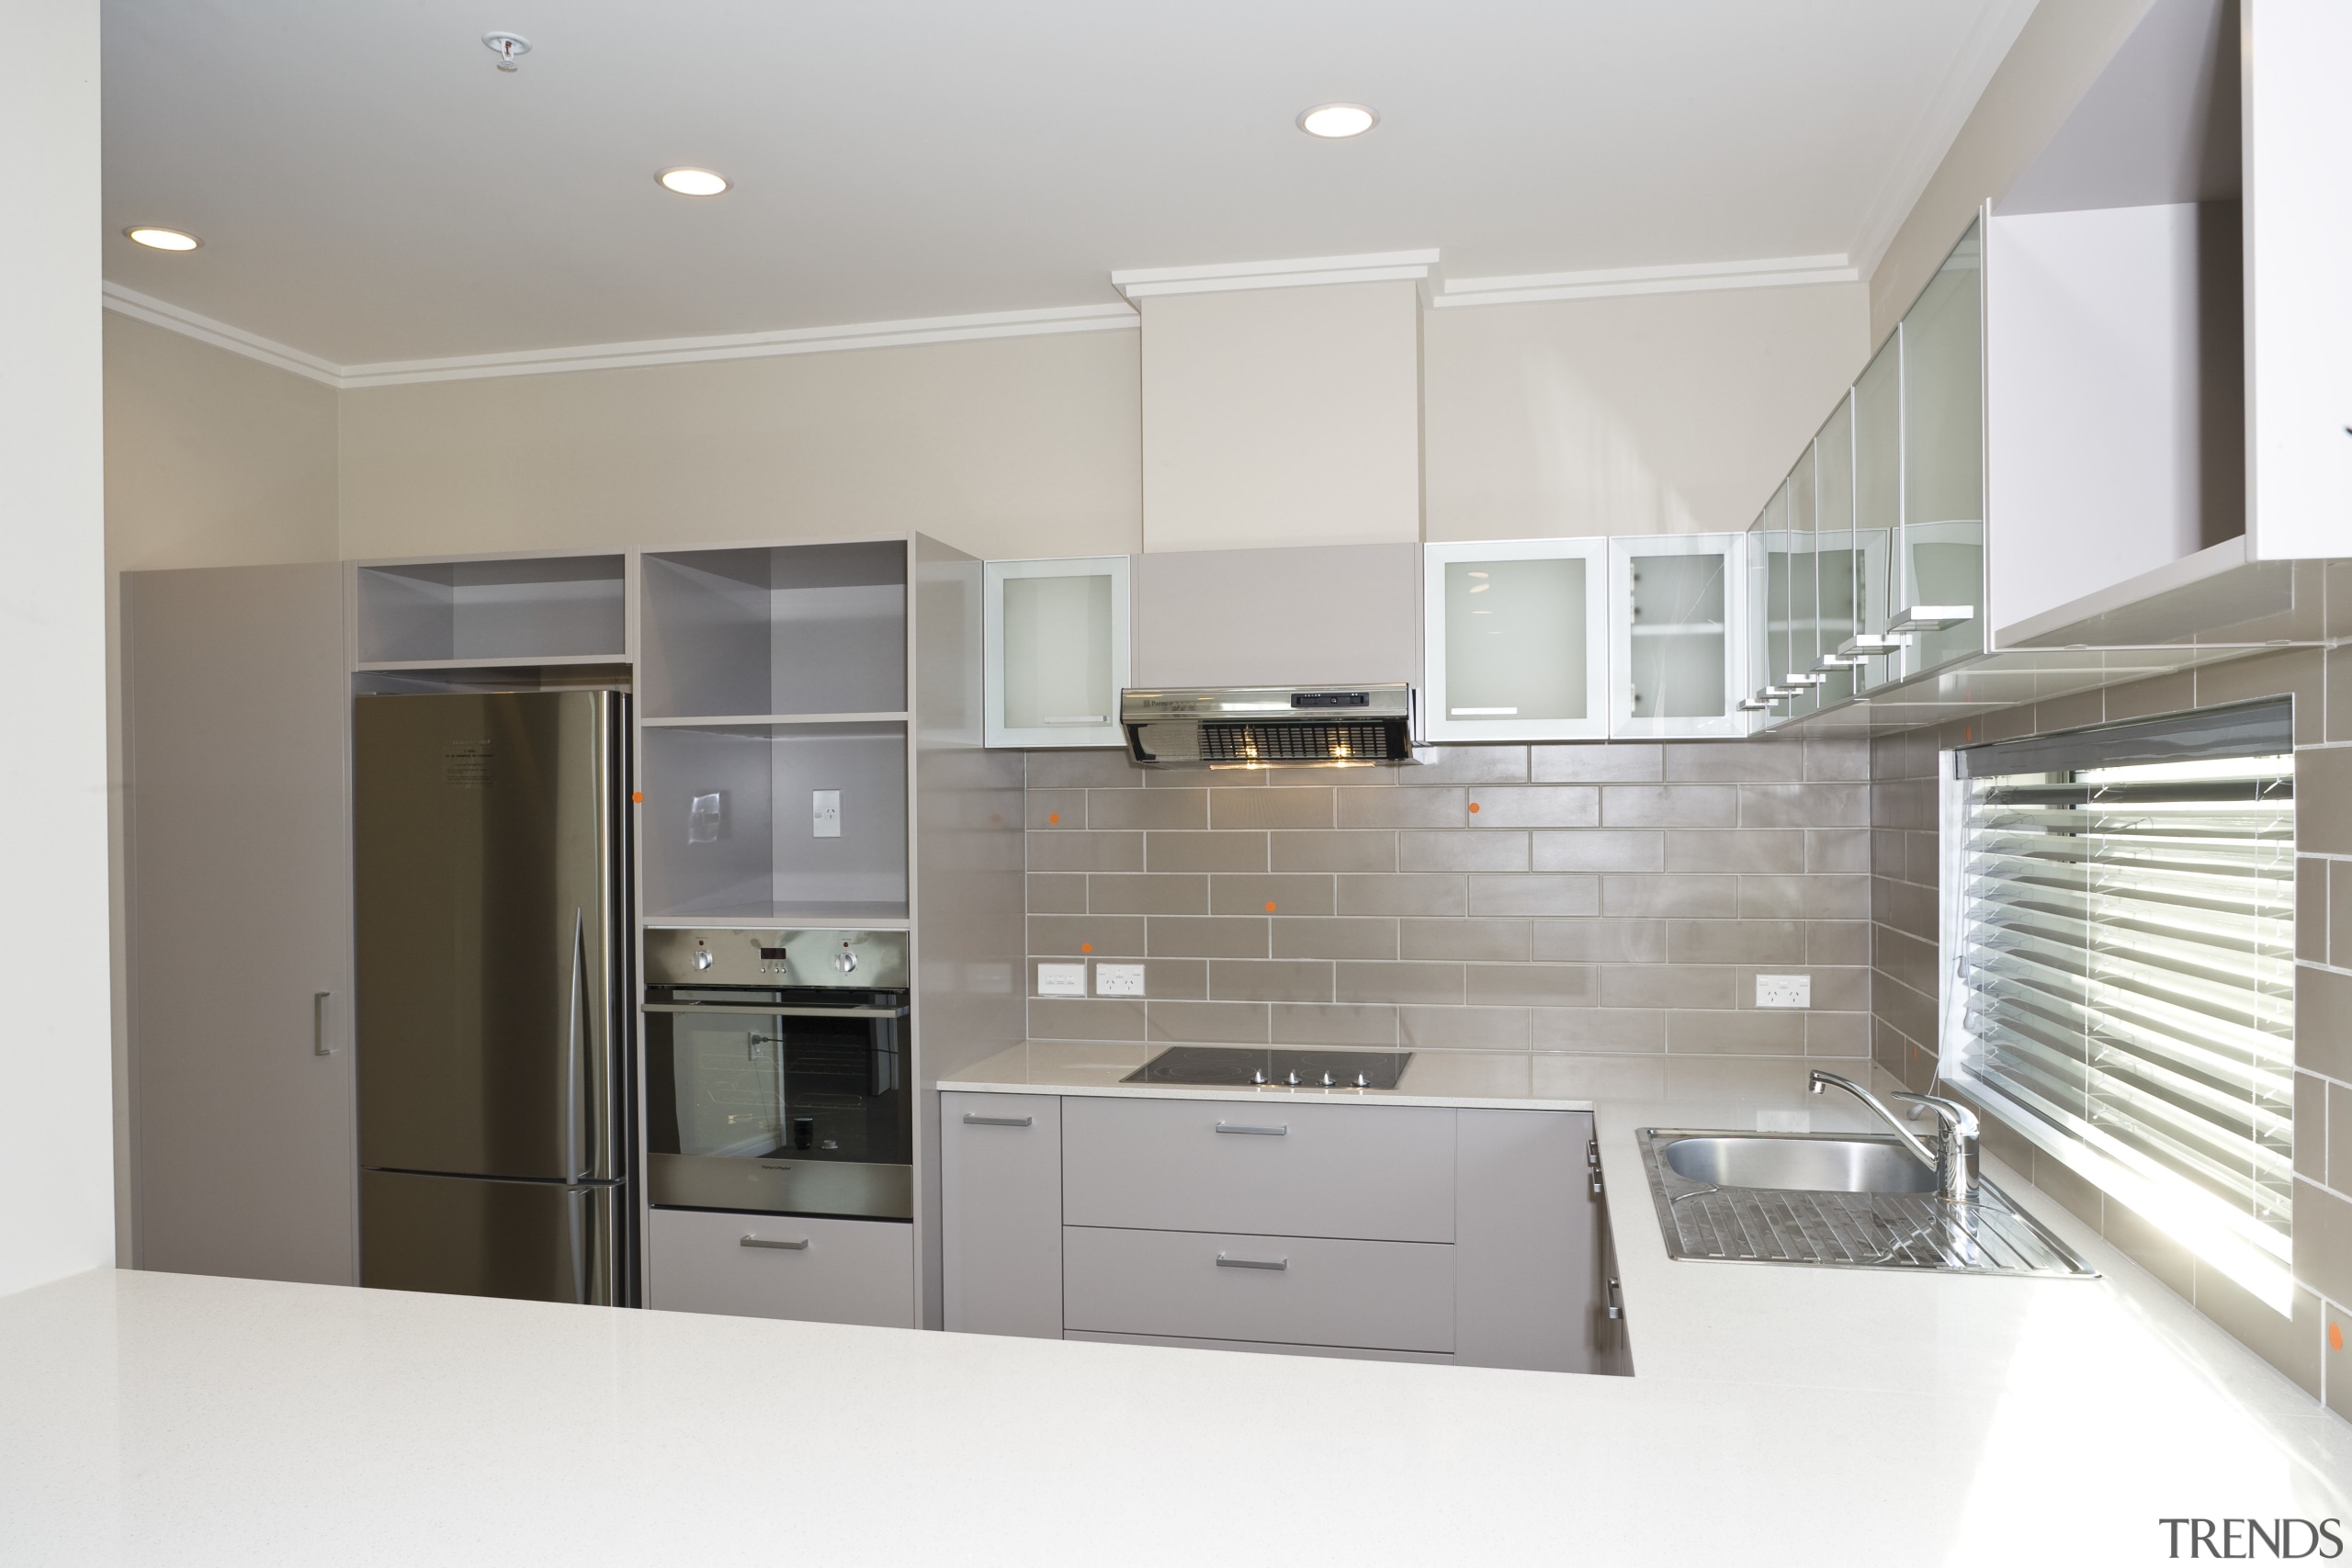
[1423,539,1608,742]
[1607,534,1747,739]
[2245,0,2352,560]
[355,555,628,667]
[639,541,908,721]
[984,557,1129,750]
[1898,222,1986,674]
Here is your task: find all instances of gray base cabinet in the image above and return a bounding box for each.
[939,1093,1063,1337]
[939,1091,1607,1373]
[646,1207,914,1327]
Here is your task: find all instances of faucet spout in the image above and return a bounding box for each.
[1808,1070,1981,1204]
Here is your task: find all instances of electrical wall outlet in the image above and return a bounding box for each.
[1094,963,1145,998]
[1756,974,1812,1009]
[811,789,842,838]
[1036,963,1087,998]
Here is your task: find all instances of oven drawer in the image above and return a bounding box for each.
[647,1207,913,1328]
[1062,1225,1454,1354]
[1060,1096,1454,1242]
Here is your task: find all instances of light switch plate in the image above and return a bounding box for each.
[1756,974,1812,1009]
[1036,963,1087,998]
[812,789,842,838]
[1095,963,1145,998]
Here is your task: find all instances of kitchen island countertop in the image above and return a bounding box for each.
[6,1046,2346,1565]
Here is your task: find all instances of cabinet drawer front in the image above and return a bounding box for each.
[1065,1330,1452,1366]
[647,1208,913,1328]
[1061,1097,1454,1242]
[1063,1225,1453,1353]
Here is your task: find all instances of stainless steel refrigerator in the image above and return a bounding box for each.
[354,691,634,1306]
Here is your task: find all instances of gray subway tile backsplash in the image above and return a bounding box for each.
[1023,741,1871,1055]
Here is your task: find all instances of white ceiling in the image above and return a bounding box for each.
[102,0,2035,367]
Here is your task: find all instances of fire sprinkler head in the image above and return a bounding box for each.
[481,31,531,72]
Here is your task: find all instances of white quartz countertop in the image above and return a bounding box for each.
[7,1055,2348,1565]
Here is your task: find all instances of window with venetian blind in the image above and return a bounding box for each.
[1941,701,2296,1306]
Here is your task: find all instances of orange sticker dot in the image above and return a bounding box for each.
[1047,812,1060,824]
[2333,1322,2345,1352]
[1264,901,1278,913]
[630,791,643,804]
[1080,942,1093,953]
[1467,801,1481,814]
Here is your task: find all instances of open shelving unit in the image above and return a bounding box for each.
[637,540,913,926]
[355,554,628,666]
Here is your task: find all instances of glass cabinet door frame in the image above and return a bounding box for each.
[1606,533,1749,739]
[983,555,1131,750]
[1423,537,1610,742]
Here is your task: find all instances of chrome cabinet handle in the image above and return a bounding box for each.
[961,1113,1034,1127]
[741,1236,809,1250]
[1215,1122,1288,1136]
[1606,1275,1623,1322]
[1216,1254,1288,1270]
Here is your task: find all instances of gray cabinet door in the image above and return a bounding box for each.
[939,1092,1062,1337]
[124,564,353,1285]
[646,1206,914,1327]
[1063,1225,1454,1353]
[1455,1109,1599,1372]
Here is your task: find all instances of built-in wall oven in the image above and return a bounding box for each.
[642,928,910,1220]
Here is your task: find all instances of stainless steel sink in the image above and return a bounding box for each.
[1661,1134,1938,1195]
[1636,1129,2098,1278]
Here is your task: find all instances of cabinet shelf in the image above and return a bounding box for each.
[642,712,909,728]
[356,652,628,673]
[641,902,911,930]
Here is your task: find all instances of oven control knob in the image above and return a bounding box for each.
[834,948,858,975]
[694,949,714,971]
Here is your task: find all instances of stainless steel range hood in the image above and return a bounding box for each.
[1120,684,1419,769]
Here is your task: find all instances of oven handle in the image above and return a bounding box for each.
[641,1004,909,1018]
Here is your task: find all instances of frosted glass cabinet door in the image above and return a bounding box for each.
[1897,220,1984,677]
[985,557,1130,749]
[1424,539,1608,742]
[1850,334,1903,694]
[1608,535,1745,739]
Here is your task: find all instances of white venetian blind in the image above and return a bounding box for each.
[1947,702,2296,1288]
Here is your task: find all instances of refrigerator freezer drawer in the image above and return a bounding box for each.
[360,1168,625,1306]
[646,1207,913,1327]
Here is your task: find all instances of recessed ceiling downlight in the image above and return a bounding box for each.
[1297,103,1377,139]
[125,227,200,252]
[657,167,729,197]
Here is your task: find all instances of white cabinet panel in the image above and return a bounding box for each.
[1063,1226,1453,1353]
[940,1093,1062,1337]
[1423,538,1608,741]
[647,1208,913,1327]
[1061,1096,1454,1241]
[984,556,1129,749]
[2245,0,2352,558]
[1607,535,1747,739]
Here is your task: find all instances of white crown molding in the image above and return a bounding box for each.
[1434,254,1858,309]
[101,283,1138,389]
[101,282,345,386]
[1111,249,1440,299]
[1845,0,2041,279]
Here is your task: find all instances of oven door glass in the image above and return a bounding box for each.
[646,990,910,1219]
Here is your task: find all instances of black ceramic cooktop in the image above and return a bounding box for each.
[1122,1046,1412,1090]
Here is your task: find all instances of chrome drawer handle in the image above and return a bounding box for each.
[1216,1254,1288,1271]
[962,1113,1035,1127]
[741,1236,809,1250]
[1215,1122,1288,1136]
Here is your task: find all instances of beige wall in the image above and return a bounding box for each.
[105,313,340,571]
[1139,281,1421,553]
[1869,0,2150,343]
[337,330,1143,564]
[1423,283,1870,542]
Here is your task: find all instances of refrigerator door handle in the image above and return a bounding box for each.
[565,907,586,1183]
